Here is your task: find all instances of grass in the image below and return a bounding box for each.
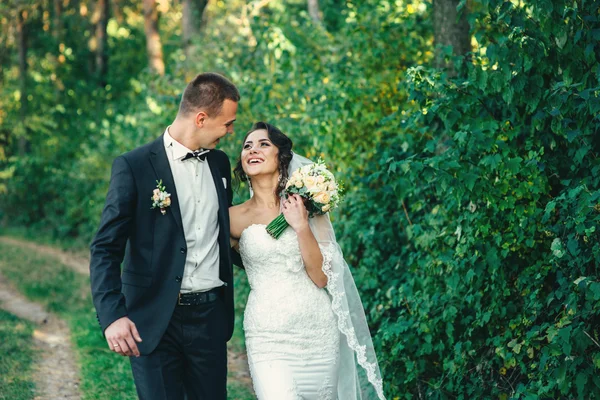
[0,310,37,400]
[0,239,254,400]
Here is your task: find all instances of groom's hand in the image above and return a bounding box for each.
[105,316,143,357]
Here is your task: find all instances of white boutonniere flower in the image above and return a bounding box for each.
[151,179,171,215]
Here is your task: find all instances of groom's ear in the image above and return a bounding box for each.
[195,111,208,128]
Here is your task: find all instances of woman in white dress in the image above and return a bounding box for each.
[229,122,385,400]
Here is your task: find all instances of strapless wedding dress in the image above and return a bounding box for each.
[239,224,340,399]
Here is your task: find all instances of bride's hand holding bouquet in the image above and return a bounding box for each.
[266,159,343,239]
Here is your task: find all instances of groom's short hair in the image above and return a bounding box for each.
[179,72,240,117]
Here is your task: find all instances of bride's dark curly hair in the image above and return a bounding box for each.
[234,121,293,197]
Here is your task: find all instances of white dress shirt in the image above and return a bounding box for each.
[163,128,223,293]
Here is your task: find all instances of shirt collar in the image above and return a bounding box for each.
[163,126,194,161]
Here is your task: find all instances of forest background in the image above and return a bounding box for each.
[0,0,599,398]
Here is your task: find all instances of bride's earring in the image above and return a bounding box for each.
[247,175,254,198]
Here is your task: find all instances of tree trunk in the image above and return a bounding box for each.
[143,0,165,75]
[182,0,209,55]
[433,0,470,70]
[94,0,109,86]
[307,0,322,24]
[112,0,124,24]
[17,9,29,155]
[53,0,63,42]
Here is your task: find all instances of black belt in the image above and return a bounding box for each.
[177,287,221,306]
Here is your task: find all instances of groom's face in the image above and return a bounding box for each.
[196,99,238,149]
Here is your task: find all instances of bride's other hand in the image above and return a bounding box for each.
[281,194,309,232]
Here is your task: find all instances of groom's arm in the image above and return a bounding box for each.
[90,155,135,332]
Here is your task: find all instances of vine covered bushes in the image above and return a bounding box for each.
[341,0,600,397]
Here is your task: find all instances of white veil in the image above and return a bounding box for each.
[288,152,386,400]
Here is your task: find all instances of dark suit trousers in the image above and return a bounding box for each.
[129,296,228,400]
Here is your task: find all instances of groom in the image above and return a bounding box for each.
[90,72,240,399]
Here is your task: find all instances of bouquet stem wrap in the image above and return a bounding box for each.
[266,213,288,239]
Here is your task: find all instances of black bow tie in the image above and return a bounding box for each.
[182,149,210,162]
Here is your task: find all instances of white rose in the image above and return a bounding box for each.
[316,183,327,193]
[313,191,330,204]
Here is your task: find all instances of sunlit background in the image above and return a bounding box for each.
[1,0,599,398]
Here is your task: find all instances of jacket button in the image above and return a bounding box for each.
[175,276,182,283]
[180,247,186,254]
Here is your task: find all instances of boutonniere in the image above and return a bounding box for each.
[151,180,171,215]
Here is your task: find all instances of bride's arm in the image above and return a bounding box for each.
[295,225,327,288]
[282,195,327,288]
[228,207,244,269]
[229,207,240,250]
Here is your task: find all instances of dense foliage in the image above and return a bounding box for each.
[1,0,598,398]
[339,0,600,397]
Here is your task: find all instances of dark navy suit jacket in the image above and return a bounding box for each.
[90,134,237,354]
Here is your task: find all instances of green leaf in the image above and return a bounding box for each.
[558,326,572,356]
[551,238,565,258]
[463,172,478,191]
[506,157,523,174]
[576,372,588,398]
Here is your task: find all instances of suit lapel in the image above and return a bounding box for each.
[149,135,184,235]
[206,152,232,281]
[206,152,228,231]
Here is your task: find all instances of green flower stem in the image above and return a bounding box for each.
[266,213,289,239]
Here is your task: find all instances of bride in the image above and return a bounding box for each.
[229,122,385,400]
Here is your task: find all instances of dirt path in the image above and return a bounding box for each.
[0,273,81,399]
[0,235,253,395]
[0,236,89,275]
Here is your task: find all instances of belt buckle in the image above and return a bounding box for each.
[177,292,186,306]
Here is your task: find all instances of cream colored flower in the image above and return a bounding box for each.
[316,175,325,184]
[304,176,316,189]
[321,204,331,212]
[314,191,330,204]
[163,197,171,207]
[153,188,161,195]
[315,183,328,193]
[295,180,303,188]
[153,193,160,201]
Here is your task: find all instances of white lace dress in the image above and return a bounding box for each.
[239,224,340,399]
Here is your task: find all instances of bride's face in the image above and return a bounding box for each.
[241,129,280,176]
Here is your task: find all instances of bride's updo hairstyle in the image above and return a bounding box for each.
[234,121,293,197]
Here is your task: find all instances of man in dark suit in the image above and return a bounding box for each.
[90,72,240,399]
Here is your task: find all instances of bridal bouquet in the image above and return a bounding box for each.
[266,159,343,239]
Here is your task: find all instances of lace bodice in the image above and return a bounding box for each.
[239,224,339,364]
[239,224,314,290]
